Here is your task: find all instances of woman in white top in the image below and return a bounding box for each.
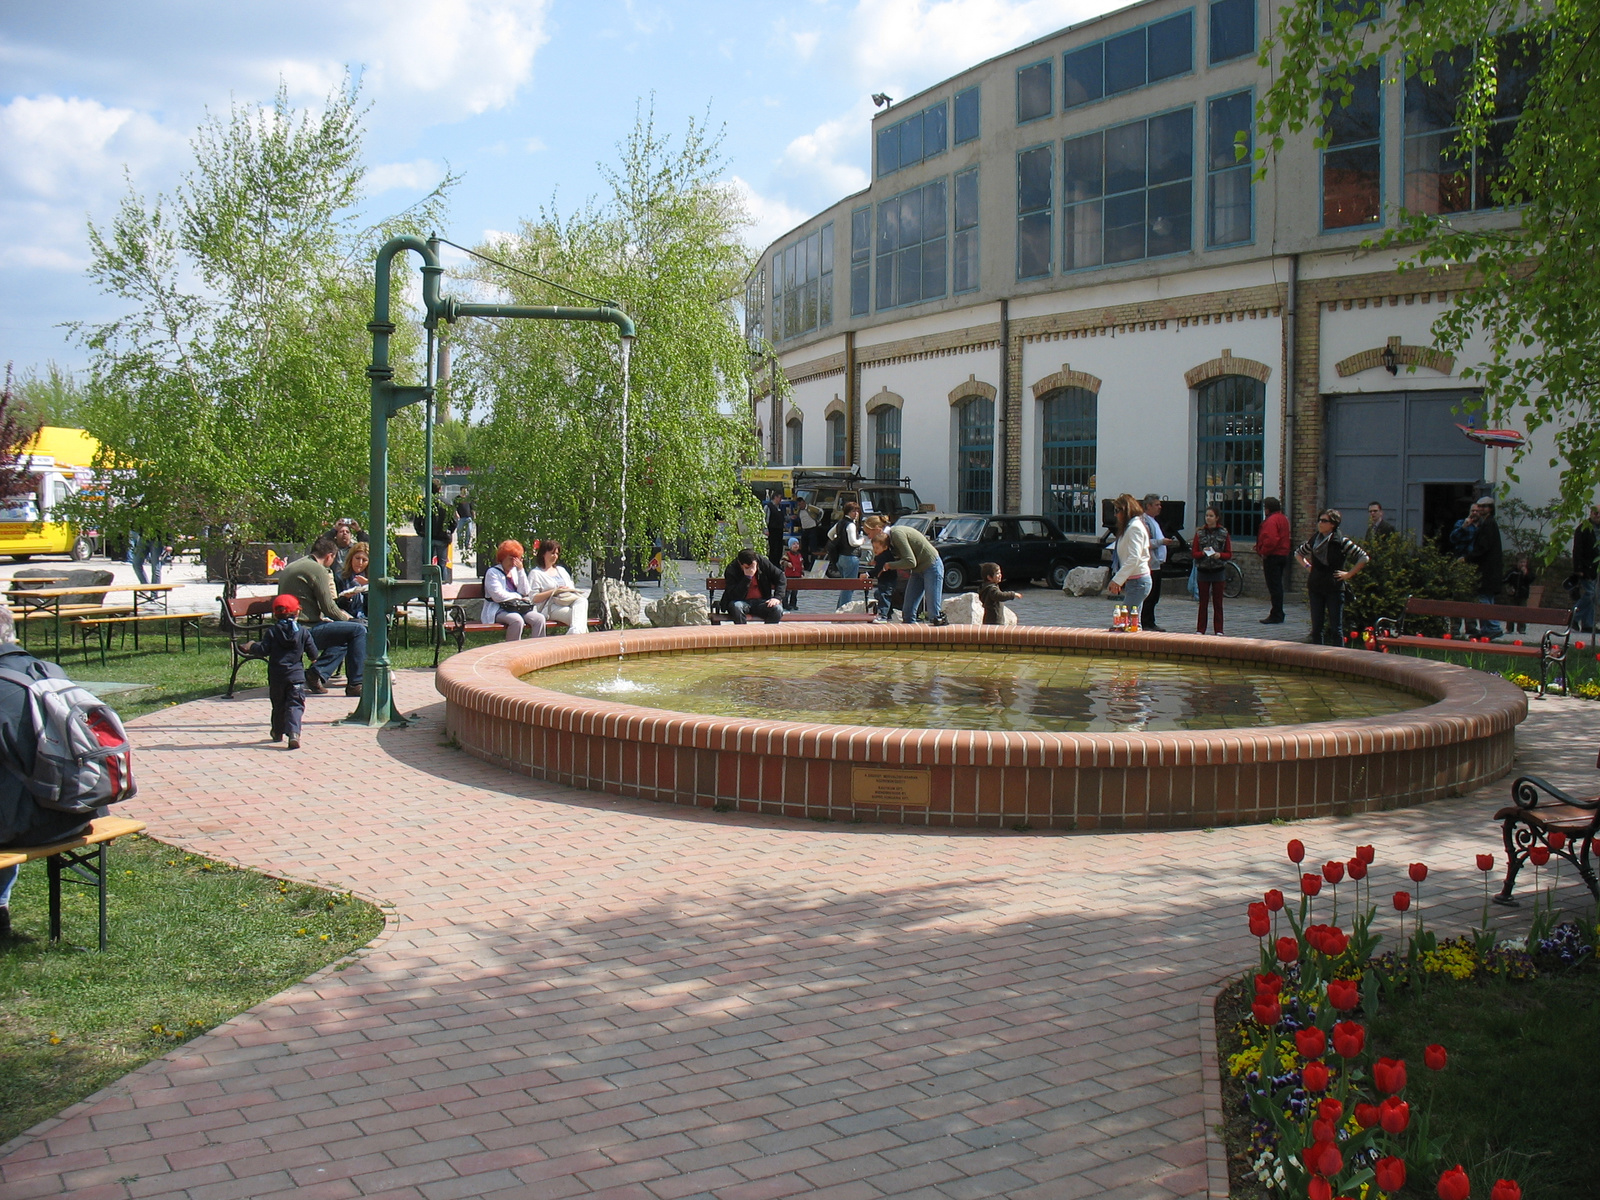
[1108,493,1153,613]
[831,501,870,610]
[528,539,590,635]
[482,539,547,641]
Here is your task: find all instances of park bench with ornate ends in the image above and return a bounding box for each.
[1376,596,1574,696]
[0,816,148,950]
[440,581,602,664]
[1491,750,1600,906]
[219,595,276,697]
[705,576,876,625]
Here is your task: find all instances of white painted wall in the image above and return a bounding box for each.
[785,372,848,467]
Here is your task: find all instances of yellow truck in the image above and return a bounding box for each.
[0,426,99,562]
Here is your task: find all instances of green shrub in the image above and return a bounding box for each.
[1344,531,1480,633]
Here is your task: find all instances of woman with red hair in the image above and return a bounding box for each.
[483,540,546,641]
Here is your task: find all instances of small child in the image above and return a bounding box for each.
[782,537,804,609]
[242,594,319,749]
[870,543,899,622]
[978,562,1021,625]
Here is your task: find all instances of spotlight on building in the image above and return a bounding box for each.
[872,93,894,109]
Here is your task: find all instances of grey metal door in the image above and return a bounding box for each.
[1325,391,1483,536]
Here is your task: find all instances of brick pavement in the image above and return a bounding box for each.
[3,671,1596,1200]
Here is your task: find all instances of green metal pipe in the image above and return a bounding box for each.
[442,300,636,341]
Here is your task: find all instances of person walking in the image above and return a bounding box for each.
[238,594,318,750]
[454,488,475,558]
[1256,497,1291,624]
[413,480,458,579]
[1295,509,1369,646]
[1574,504,1600,632]
[1193,506,1232,635]
[829,501,868,611]
[1139,494,1173,631]
[869,518,946,625]
[764,494,786,565]
[1107,494,1153,615]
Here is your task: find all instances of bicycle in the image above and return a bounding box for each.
[1222,558,1244,599]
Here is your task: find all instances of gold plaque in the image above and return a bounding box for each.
[852,767,931,807]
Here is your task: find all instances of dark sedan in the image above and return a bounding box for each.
[933,515,1104,591]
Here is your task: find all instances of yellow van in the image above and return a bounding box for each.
[0,426,99,562]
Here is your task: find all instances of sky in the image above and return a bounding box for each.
[0,0,1127,376]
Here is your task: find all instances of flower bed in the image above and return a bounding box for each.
[1216,837,1597,1199]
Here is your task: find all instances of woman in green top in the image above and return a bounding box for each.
[869,519,947,625]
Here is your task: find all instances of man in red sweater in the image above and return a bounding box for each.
[1256,497,1291,624]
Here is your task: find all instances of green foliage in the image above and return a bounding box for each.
[1257,1,1600,559]
[1345,531,1480,631]
[0,365,43,498]
[6,362,86,428]
[68,79,454,554]
[453,107,762,569]
[1496,495,1561,560]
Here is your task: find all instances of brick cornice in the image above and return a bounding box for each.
[1184,349,1272,389]
[1014,282,1286,343]
[865,385,903,414]
[823,396,845,420]
[784,405,804,426]
[948,374,998,406]
[1031,363,1103,399]
[1334,336,1455,379]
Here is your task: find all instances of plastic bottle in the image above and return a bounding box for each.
[1113,605,1126,631]
[1129,606,1141,632]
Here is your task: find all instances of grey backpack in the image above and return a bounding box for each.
[0,666,137,814]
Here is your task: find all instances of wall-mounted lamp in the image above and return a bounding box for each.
[1382,338,1400,375]
[872,93,894,109]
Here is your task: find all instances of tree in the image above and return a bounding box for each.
[69,80,452,561]
[0,366,43,500]
[1258,0,1600,554]
[8,362,86,428]
[452,108,762,572]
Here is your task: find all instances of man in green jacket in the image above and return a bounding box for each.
[871,521,947,625]
[277,537,366,696]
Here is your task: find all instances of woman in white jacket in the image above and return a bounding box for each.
[1108,493,1153,612]
[483,540,547,641]
[528,540,590,634]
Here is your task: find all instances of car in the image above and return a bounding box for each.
[892,512,963,541]
[933,515,1105,591]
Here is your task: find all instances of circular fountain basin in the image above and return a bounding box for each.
[436,625,1526,830]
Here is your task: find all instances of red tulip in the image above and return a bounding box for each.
[1354,1102,1380,1129]
[1250,913,1270,937]
[1490,1180,1523,1200]
[1438,1165,1471,1200]
[1375,1157,1406,1192]
[1252,997,1282,1026]
[1302,872,1323,896]
[1308,1177,1332,1200]
[1513,639,1523,646]
[1356,845,1376,864]
[1323,860,1345,885]
[1530,846,1550,866]
[1321,927,1350,957]
[1276,936,1299,963]
[1443,632,1453,639]
[1312,1116,1336,1144]
[1332,1020,1365,1058]
[1255,972,1283,996]
[1393,891,1412,912]
[1379,1095,1411,1133]
[1549,830,1568,850]
[1317,1098,1344,1122]
[1296,1027,1328,1059]
[1301,1060,1330,1091]
[1373,1056,1407,1094]
[1288,838,1306,863]
[1347,857,1368,881]
[1327,978,1359,1011]
[1476,853,1495,871]
[1304,1138,1341,1176]
[1425,1043,1448,1071]
[1409,862,1429,883]
[1264,888,1285,912]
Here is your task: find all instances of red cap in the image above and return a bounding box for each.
[272,594,300,616]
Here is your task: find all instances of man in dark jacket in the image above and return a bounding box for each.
[0,607,92,939]
[414,480,458,577]
[723,550,786,624]
[1454,497,1505,637]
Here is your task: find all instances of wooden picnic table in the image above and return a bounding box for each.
[3,582,185,659]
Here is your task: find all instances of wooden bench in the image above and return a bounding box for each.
[1375,597,1575,696]
[705,576,877,624]
[74,611,203,665]
[219,596,276,697]
[1492,749,1600,906]
[0,816,148,950]
[440,582,603,663]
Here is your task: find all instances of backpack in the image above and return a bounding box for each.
[0,666,136,814]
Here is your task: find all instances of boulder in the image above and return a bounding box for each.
[12,566,114,610]
[942,592,984,624]
[646,590,711,627]
[1064,565,1110,596]
[592,577,648,627]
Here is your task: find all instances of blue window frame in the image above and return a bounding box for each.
[954,85,980,144]
[954,167,980,292]
[1063,108,1193,270]
[1017,60,1053,123]
[1196,375,1265,538]
[1016,144,1053,279]
[1063,12,1194,111]
[771,224,833,340]
[1321,63,1382,230]
[874,406,901,480]
[1041,387,1097,533]
[1209,0,1255,64]
[787,417,803,466]
[875,179,948,310]
[827,412,845,466]
[1207,89,1254,246]
[849,207,871,317]
[956,397,994,513]
[877,101,948,177]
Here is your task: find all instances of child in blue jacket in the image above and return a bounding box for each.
[242,594,319,749]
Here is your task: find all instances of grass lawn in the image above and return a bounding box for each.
[0,832,385,1146]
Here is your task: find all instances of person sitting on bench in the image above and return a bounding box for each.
[483,540,547,641]
[723,550,785,624]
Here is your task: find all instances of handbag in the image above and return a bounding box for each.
[497,597,538,615]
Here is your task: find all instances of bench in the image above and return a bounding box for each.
[705,576,877,624]
[73,611,203,665]
[440,582,603,663]
[1375,597,1575,696]
[219,596,276,697]
[0,816,148,950]
[1492,749,1600,906]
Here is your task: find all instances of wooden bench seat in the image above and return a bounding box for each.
[439,582,602,662]
[0,816,148,949]
[1492,749,1600,906]
[73,610,203,664]
[1377,597,1575,695]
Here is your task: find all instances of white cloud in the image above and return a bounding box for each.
[772,100,873,202]
[523,136,547,153]
[792,31,820,60]
[0,94,178,201]
[728,175,810,251]
[367,158,440,193]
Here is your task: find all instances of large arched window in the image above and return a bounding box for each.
[956,396,994,513]
[1040,386,1097,533]
[827,412,845,466]
[1196,375,1266,537]
[874,406,901,479]
[787,416,804,465]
